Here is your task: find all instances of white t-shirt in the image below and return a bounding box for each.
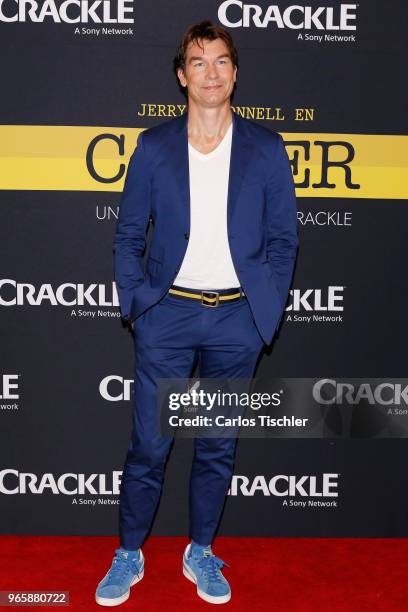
[173,121,240,289]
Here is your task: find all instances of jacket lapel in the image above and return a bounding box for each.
[227,111,255,224]
[168,112,190,222]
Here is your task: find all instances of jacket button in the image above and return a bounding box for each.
[184,233,189,240]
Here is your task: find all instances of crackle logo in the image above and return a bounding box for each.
[228,473,339,497]
[1,375,20,411]
[0,279,119,307]
[0,0,134,23]
[313,379,408,407]
[99,375,133,401]
[218,1,357,31]
[285,285,345,323]
[297,210,352,228]
[0,469,122,495]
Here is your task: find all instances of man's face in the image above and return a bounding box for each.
[177,38,237,109]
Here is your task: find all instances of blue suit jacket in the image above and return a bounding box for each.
[114,110,298,345]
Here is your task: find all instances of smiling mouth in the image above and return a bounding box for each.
[203,85,222,90]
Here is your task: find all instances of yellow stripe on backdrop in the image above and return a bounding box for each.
[0,125,407,199]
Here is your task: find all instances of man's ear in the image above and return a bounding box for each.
[177,67,187,88]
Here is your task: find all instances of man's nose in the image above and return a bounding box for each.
[206,63,219,79]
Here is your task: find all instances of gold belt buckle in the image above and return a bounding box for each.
[201,291,219,307]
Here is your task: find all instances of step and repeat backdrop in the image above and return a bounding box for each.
[1,1,407,538]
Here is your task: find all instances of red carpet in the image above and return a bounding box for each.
[1,536,407,610]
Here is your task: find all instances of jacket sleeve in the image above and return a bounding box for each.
[265,133,298,324]
[113,131,151,319]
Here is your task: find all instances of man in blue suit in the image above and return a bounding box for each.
[96,20,298,607]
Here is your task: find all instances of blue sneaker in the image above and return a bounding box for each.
[183,543,231,604]
[95,548,144,607]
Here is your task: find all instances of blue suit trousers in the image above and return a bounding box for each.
[119,289,264,549]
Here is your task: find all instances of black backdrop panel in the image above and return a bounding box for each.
[1,0,407,536]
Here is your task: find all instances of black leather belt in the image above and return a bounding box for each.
[168,285,246,307]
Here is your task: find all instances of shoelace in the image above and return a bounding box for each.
[106,553,140,584]
[197,550,230,583]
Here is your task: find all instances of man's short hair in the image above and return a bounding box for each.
[174,20,239,75]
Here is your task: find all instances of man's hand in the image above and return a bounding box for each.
[123,315,135,331]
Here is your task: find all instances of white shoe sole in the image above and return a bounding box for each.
[183,558,231,605]
[95,566,144,607]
